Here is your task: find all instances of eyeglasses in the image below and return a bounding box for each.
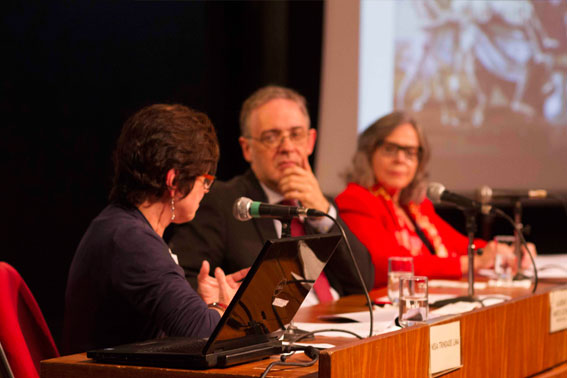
[246,127,308,148]
[378,141,421,161]
[201,173,215,191]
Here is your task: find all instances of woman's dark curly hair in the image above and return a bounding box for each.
[109,104,219,207]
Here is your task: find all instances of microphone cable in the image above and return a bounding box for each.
[259,345,320,378]
[492,208,538,293]
[290,328,364,342]
[258,328,364,377]
[322,213,374,338]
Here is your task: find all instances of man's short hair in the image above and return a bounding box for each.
[239,85,310,136]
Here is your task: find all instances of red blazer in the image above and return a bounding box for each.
[336,183,486,288]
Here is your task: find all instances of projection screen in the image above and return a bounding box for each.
[316,0,567,196]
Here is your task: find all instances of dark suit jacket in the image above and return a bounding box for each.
[164,170,374,296]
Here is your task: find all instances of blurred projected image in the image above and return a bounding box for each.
[394,0,567,130]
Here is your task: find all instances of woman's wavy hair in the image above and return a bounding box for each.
[344,111,430,205]
[109,104,219,207]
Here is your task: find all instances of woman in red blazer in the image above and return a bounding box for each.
[336,111,521,288]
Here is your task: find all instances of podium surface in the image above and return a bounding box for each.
[42,281,567,378]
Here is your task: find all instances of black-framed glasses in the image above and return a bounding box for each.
[246,127,308,148]
[378,141,421,161]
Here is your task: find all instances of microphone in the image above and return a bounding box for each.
[232,197,326,221]
[427,182,492,214]
[476,185,548,203]
[234,196,376,338]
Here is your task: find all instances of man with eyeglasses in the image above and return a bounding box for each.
[165,86,374,305]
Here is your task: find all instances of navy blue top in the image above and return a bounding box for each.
[63,204,220,354]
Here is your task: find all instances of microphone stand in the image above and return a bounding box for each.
[465,209,477,299]
[431,208,482,307]
[511,199,528,280]
[278,216,313,341]
[280,217,292,238]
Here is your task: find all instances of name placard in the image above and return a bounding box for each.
[429,321,462,376]
[550,289,567,333]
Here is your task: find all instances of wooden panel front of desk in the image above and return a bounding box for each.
[319,288,567,378]
[41,286,567,378]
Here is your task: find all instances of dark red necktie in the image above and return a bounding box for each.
[280,200,334,303]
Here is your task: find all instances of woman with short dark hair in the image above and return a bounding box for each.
[63,104,246,354]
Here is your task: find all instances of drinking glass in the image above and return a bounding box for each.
[494,235,514,281]
[388,257,414,305]
[398,275,428,327]
[494,254,513,281]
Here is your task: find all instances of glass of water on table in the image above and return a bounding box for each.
[388,257,414,305]
[399,275,428,327]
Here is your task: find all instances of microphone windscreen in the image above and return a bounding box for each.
[233,197,253,221]
[476,185,493,204]
[426,182,445,203]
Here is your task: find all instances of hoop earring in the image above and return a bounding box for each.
[170,197,175,221]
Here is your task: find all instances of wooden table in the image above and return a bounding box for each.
[41,280,567,378]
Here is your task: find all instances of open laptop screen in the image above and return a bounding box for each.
[205,233,341,353]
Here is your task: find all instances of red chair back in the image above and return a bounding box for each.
[0,262,59,378]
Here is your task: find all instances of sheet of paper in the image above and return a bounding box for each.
[374,293,457,306]
[317,306,399,323]
[292,321,400,338]
[480,254,567,279]
[290,307,400,338]
[487,279,532,288]
[430,294,510,317]
[428,280,487,290]
[282,341,336,349]
[525,254,567,279]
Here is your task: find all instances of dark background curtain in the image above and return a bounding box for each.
[2,1,323,346]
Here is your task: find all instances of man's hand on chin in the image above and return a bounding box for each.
[278,156,330,214]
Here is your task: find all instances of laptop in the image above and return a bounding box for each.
[87,233,342,369]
